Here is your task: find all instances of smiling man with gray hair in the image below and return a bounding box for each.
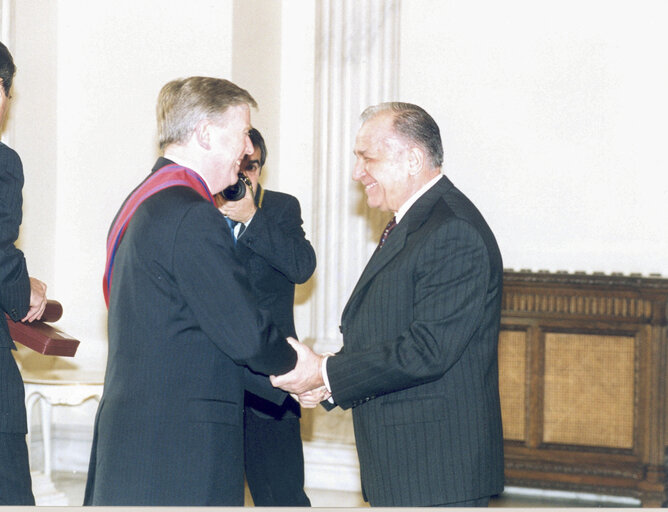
[272,102,505,507]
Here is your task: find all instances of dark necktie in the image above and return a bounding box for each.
[225,217,239,244]
[376,216,397,251]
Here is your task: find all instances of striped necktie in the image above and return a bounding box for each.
[376,216,397,251]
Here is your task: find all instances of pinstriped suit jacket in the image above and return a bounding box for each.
[327,176,504,506]
[0,142,31,435]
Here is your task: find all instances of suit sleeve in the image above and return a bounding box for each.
[243,367,288,406]
[0,146,31,323]
[327,219,491,409]
[172,202,297,376]
[238,194,316,284]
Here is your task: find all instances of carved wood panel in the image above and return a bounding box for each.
[498,270,668,507]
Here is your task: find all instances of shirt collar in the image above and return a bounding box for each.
[395,173,443,223]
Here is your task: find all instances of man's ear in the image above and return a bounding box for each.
[407,147,424,176]
[194,119,211,150]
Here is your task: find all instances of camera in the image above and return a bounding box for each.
[221,173,253,201]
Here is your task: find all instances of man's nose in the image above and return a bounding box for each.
[352,159,365,181]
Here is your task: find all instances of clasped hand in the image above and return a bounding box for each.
[271,338,331,407]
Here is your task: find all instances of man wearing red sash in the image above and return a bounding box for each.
[84,77,298,506]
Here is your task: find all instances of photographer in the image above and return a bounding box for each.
[217,128,316,506]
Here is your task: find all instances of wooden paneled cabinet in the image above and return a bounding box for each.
[498,270,668,507]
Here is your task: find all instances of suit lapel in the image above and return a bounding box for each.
[254,184,263,208]
[345,223,406,312]
[342,176,453,319]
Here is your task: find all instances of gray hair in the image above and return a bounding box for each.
[157,76,257,151]
[361,102,443,168]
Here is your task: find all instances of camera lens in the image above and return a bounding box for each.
[222,173,248,201]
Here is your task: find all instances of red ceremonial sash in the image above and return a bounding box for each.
[102,163,215,307]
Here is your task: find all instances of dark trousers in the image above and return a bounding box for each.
[0,432,35,505]
[243,407,310,506]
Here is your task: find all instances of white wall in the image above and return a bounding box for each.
[231,0,282,189]
[8,0,58,294]
[11,0,320,369]
[400,0,668,276]
[6,0,665,405]
[5,0,667,483]
[277,1,316,339]
[8,0,667,369]
[6,0,665,386]
[12,0,237,368]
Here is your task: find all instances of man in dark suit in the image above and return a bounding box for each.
[272,102,505,507]
[84,77,299,506]
[0,41,48,506]
[217,128,315,506]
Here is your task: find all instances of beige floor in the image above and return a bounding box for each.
[45,471,641,508]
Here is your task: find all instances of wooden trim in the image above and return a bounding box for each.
[500,270,668,507]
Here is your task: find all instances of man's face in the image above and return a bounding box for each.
[206,103,253,193]
[240,145,262,192]
[0,82,10,126]
[352,113,412,212]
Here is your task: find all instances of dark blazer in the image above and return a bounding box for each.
[235,185,315,507]
[0,142,34,506]
[326,176,505,507]
[0,142,31,433]
[237,185,316,419]
[84,159,297,506]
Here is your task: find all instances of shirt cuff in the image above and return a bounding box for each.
[322,355,335,404]
[321,355,332,392]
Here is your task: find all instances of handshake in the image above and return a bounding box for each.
[270,338,332,408]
